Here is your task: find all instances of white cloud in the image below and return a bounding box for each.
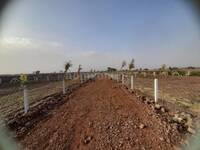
[80,50,96,57]
[0,36,127,74]
[0,36,36,49]
[0,36,64,49]
[48,41,63,47]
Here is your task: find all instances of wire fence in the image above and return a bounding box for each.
[0,72,199,119]
[107,72,200,113]
[0,73,96,119]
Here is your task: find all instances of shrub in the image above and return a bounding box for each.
[190,71,200,76]
[177,70,186,76]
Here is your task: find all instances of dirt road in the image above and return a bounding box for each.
[20,79,182,150]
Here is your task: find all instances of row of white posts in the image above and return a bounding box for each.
[108,73,159,103]
[23,73,96,114]
[23,73,158,113]
[62,73,96,95]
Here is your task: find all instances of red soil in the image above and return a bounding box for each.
[19,79,182,150]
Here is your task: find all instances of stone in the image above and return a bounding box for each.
[185,117,193,127]
[166,138,170,143]
[172,114,183,123]
[187,127,196,134]
[83,136,93,144]
[25,122,31,128]
[161,107,166,113]
[159,137,164,141]
[154,104,161,110]
[139,124,146,129]
[88,121,93,128]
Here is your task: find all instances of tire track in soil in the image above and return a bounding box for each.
[20,79,181,150]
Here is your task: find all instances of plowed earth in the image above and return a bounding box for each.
[20,79,183,150]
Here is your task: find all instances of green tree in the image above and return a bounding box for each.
[77,64,82,74]
[160,64,167,71]
[128,59,135,70]
[64,61,72,79]
[121,60,126,70]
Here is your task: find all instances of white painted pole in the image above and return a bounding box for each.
[131,75,134,90]
[72,73,74,79]
[80,74,82,83]
[122,74,124,84]
[85,74,87,81]
[81,74,84,83]
[154,78,158,103]
[117,74,119,82]
[23,85,29,113]
[69,73,72,80]
[47,76,49,81]
[57,75,60,81]
[86,73,88,81]
[63,79,66,94]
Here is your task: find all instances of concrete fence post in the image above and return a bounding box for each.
[134,72,137,78]
[63,79,66,94]
[153,72,156,77]
[57,75,60,81]
[85,74,87,81]
[117,74,119,82]
[47,76,50,81]
[154,78,158,103]
[23,85,29,113]
[81,74,84,83]
[87,73,89,80]
[122,74,125,84]
[131,75,134,90]
[70,73,72,80]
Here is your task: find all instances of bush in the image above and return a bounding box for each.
[190,71,200,76]
[177,70,186,76]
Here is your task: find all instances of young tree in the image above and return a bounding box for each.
[77,64,82,75]
[121,60,126,70]
[160,64,167,71]
[77,64,82,82]
[64,61,72,75]
[128,59,135,70]
[63,61,72,94]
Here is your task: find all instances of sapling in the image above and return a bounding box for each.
[63,61,72,94]
[128,58,135,71]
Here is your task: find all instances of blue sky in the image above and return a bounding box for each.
[0,0,200,74]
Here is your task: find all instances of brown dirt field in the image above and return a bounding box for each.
[132,76,200,112]
[19,79,183,150]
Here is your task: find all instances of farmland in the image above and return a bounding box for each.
[0,73,199,150]
[133,76,200,112]
[0,79,78,119]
